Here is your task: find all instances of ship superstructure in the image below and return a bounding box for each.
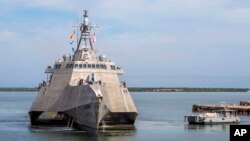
[29,10,138,133]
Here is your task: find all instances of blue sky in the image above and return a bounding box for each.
[1,0,250,88]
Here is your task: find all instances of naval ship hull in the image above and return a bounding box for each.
[29,83,137,133]
[29,10,138,134]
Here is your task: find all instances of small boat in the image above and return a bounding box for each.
[184,109,240,124]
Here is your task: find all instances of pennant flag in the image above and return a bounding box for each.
[69,33,75,40]
[92,32,96,43]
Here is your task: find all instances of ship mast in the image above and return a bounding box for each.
[76,10,99,51]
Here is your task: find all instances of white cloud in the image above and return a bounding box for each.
[1,0,250,87]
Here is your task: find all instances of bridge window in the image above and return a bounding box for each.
[74,64,79,68]
[83,64,87,68]
[79,64,83,68]
[87,64,91,68]
[96,64,100,68]
[70,63,108,70]
[110,65,116,70]
[103,64,107,69]
[54,64,61,69]
[100,64,107,69]
[66,64,70,68]
[100,64,104,69]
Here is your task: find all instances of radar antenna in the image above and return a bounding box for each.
[73,10,99,51]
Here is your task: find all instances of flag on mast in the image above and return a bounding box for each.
[69,33,75,40]
[92,32,96,43]
[69,31,75,45]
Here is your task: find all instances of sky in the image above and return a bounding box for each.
[0,0,250,88]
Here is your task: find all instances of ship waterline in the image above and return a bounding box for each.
[29,10,138,133]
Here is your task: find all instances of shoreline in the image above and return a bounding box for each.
[0,87,249,92]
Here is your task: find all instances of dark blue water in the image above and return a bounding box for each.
[0,92,250,141]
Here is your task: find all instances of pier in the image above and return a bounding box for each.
[240,101,250,106]
[192,104,250,116]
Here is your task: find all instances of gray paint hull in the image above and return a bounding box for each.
[29,83,137,132]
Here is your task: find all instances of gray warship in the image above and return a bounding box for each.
[29,10,138,133]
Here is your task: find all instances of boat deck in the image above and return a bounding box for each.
[192,104,250,116]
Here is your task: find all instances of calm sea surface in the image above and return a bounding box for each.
[0,92,250,141]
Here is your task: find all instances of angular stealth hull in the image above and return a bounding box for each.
[30,80,137,132]
[29,10,138,134]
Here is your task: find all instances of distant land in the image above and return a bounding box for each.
[0,87,37,92]
[0,87,249,92]
[128,87,250,92]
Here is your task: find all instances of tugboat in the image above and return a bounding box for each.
[29,10,138,134]
[185,109,240,125]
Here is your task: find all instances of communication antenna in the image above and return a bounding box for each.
[72,10,100,50]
